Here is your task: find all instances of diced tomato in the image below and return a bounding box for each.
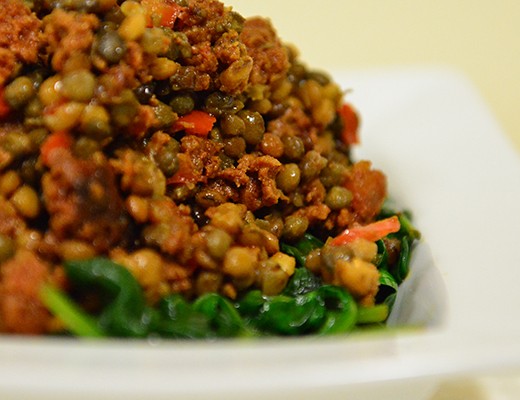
[0,87,11,119]
[172,110,216,136]
[142,0,183,28]
[40,131,73,167]
[330,216,401,245]
[338,103,359,146]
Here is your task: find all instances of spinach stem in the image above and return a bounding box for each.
[40,284,104,338]
[356,304,389,324]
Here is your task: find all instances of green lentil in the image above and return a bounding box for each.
[300,150,327,181]
[276,163,301,193]
[220,113,245,136]
[320,161,348,188]
[0,171,21,197]
[73,137,101,158]
[2,132,32,159]
[11,185,40,219]
[281,135,305,161]
[28,128,49,150]
[169,94,195,115]
[153,101,177,128]
[204,92,244,116]
[325,186,353,210]
[154,139,180,177]
[43,102,85,132]
[38,75,63,106]
[80,104,112,140]
[24,98,44,120]
[205,228,233,260]
[141,28,170,55]
[61,70,97,102]
[238,110,265,145]
[96,30,127,64]
[110,90,139,127]
[282,215,309,241]
[223,136,246,159]
[4,76,36,110]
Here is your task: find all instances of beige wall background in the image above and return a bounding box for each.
[227,0,520,153]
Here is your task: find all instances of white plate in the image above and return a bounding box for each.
[1,68,519,400]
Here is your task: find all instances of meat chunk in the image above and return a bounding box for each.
[42,149,130,253]
[0,250,51,334]
[0,0,41,84]
[344,161,387,223]
[42,8,99,71]
[240,17,289,86]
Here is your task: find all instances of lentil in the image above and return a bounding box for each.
[0,0,398,337]
[325,186,353,210]
[276,163,301,193]
[61,70,96,103]
[4,77,36,110]
[10,185,40,219]
[96,30,127,64]
[282,214,309,241]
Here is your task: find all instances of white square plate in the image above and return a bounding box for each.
[1,68,519,400]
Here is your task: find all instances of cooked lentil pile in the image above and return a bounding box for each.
[0,0,419,337]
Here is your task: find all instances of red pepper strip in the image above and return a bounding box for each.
[172,110,216,136]
[338,103,359,146]
[40,131,73,167]
[330,216,401,246]
[159,2,182,27]
[0,87,11,119]
[142,0,183,28]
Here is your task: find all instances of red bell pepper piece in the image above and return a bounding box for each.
[338,103,359,146]
[40,131,73,167]
[330,216,401,245]
[172,110,216,136]
[142,0,183,28]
